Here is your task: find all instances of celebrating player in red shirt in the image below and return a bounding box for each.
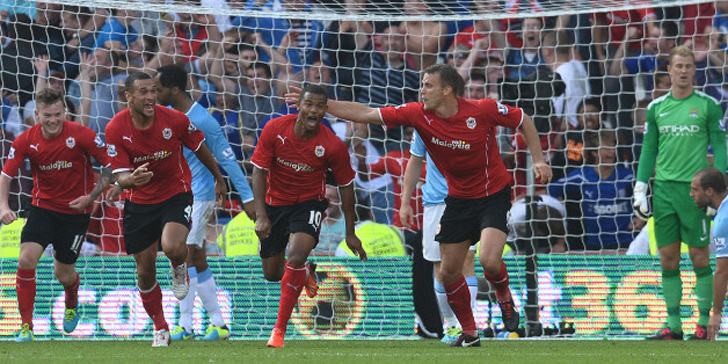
[252,84,367,348]
[287,64,551,347]
[104,72,227,347]
[0,89,112,342]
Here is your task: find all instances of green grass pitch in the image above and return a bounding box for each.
[1,339,727,363]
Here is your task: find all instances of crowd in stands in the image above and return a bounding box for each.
[0,0,727,256]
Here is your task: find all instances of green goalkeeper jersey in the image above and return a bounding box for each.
[636,90,727,183]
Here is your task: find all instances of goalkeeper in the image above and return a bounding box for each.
[633,46,726,340]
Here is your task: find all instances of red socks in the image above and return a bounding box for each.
[139,282,168,331]
[16,269,36,330]
[484,260,512,302]
[274,263,307,332]
[444,275,476,337]
[64,272,80,309]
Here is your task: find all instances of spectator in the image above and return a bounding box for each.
[94,9,138,51]
[68,46,127,139]
[652,68,672,99]
[465,74,487,101]
[58,6,98,81]
[0,14,48,110]
[355,125,423,233]
[350,123,394,225]
[548,129,639,251]
[504,16,544,80]
[239,61,281,158]
[610,21,679,96]
[169,5,221,64]
[335,203,406,257]
[208,90,244,161]
[232,0,327,75]
[550,97,602,182]
[31,2,64,67]
[323,0,373,101]
[541,30,591,131]
[399,0,448,71]
[354,24,421,156]
[0,0,36,21]
[593,0,659,133]
[23,55,65,128]
[216,211,258,256]
[455,0,506,56]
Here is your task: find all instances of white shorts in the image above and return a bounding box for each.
[423,204,445,262]
[422,203,477,262]
[186,199,215,248]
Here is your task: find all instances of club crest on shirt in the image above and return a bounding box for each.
[497,102,508,115]
[716,237,726,251]
[315,145,325,157]
[107,144,117,157]
[689,108,699,118]
[466,117,477,129]
[163,128,172,139]
[66,137,75,148]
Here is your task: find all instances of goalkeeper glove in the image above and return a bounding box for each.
[706,206,717,217]
[632,181,649,221]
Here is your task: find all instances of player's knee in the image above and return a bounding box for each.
[479,257,499,275]
[54,269,75,286]
[16,257,38,270]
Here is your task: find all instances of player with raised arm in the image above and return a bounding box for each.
[633,46,726,340]
[252,84,367,348]
[287,64,551,347]
[689,167,728,341]
[154,64,255,341]
[104,72,227,347]
[0,89,112,342]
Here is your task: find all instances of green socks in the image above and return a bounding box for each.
[662,269,683,333]
[694,265,713,327]
[661,266,713,331]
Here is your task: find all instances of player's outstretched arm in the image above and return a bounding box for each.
[252,166,271,240]
[193,143,228,205]
[518,113,552,184]
[69,166,113,211]
[339,183,367,261]
[708,258,728,341]
[285,86,383,126]
[0,175,17,225]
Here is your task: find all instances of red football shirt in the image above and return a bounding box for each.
[379,98,523,199]
[369,149,425,231]
[105,105,205,204]
[2,121,110,214]
[251,114,356,206]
